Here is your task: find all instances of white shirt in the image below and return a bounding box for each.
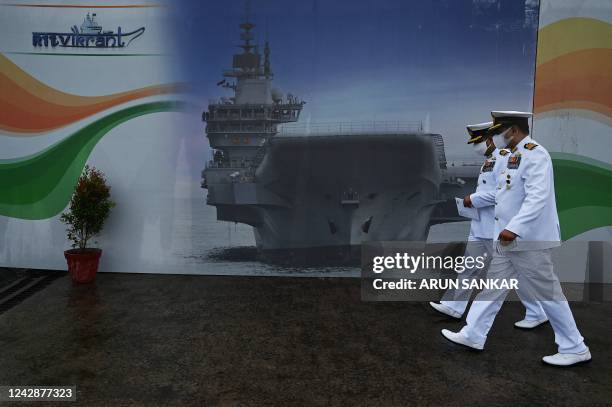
[469,149,508,239]
[493,136,561,250]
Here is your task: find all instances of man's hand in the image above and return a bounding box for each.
[463,195,473,208]
[498,229,518,246]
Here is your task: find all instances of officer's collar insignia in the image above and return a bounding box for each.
[511,146,518,153]
[524,142,538,150]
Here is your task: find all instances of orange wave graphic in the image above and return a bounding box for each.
[536,108,612,128]
[536,18,612,65]
[534,49,612,118]
[0,54,180,133]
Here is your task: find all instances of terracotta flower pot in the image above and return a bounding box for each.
[64,248,102,283]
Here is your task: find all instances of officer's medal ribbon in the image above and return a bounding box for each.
[482,160,495,173]
[507,153,521,170]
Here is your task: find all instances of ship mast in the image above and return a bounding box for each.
[223,0,263,82]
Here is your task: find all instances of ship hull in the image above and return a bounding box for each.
[207,133,443,262]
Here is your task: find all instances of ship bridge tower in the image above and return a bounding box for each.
[202,3,305,186]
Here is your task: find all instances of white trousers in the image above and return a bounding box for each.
[440,236,546,321]
[460,246,587,353]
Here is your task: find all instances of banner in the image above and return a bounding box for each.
[1,0,610,277]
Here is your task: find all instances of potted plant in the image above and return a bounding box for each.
[61,165,115,283]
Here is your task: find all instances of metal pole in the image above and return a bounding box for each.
[584,241,605,301]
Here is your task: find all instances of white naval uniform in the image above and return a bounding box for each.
[460,137,587,353]
[439,151,501,312]
[440,150,545,321]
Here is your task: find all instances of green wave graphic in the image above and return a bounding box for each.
[0,101,185,220]
[552,153,612,239]
[4,121,612,239]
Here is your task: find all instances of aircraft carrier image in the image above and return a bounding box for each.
[201,12,476,263]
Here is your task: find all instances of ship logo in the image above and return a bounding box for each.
[32,13,145,48]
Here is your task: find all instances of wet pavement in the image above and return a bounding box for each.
[0,269,610,406]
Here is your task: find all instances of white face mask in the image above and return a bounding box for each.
[472,141,488,156]
[492,128,510,149]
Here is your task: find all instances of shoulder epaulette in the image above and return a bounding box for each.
[499,149,509,156]
[524,142,538,150]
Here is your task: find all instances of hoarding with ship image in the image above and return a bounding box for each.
[0,0,610,277]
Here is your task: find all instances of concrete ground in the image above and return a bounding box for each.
[1,270,610,406]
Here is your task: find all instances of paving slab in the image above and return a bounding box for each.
[0,271,610,406]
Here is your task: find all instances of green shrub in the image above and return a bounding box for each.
[61,165,115,250]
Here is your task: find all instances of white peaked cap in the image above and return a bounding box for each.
[466,121,494,132]
[491,111,533,118]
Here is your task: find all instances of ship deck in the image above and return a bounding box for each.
[1,268,610,405]
[271,132,435,141]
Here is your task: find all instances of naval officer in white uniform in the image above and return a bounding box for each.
[441,111,591,367]
[430,122,547,328]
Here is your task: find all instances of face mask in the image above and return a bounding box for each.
[492,128,510,149]
[472,141,488,156]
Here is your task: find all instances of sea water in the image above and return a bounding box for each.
[169,197,470,277]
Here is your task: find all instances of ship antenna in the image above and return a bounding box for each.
[239,0,255,53]
[264,18,273,79]
[236,0,260,78]
[264,40,272,79]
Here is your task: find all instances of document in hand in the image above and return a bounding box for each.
[455,197,480,221]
